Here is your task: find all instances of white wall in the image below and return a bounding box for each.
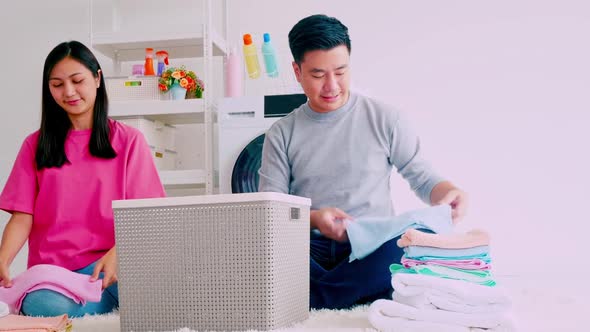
[227,0,590,281]
[0,0,218,273]
[1,1,588,284]
[0,0,91,274]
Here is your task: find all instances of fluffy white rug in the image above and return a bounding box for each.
[71,306,374,332]
[70,276,585,332]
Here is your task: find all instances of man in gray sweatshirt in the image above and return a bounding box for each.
[259,14,467,309]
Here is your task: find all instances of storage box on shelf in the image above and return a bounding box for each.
[106,76,168,101]
[106,75,205,125]
[116,117,176,152]
[116,117,177,170]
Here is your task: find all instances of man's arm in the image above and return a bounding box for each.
[258,126,290,194]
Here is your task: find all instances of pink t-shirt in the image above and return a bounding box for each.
[0,119,166,270]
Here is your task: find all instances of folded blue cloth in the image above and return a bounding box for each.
[404,245,490,259]
[346,205,453,262]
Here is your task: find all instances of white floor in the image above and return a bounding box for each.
[71,276,587,332]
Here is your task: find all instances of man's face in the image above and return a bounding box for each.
[292,45,351,113]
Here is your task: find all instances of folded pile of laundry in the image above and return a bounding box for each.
[0,312,71,331]
[368,228,514,331]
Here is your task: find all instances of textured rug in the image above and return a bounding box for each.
[71,306,374,332]
[70,276,584,332]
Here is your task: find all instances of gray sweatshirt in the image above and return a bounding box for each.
[258,92,444,218]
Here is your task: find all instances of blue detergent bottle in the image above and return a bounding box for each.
[261,33,279,78]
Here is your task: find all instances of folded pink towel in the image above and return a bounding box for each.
[0,264,102,314]
[0,314,71,331]
[401,256,491,270]
[397,229,490,249]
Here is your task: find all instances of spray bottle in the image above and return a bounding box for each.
[156,50,169,76]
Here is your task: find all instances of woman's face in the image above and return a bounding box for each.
[48,57,100,125]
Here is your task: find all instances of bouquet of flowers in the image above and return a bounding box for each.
[158,66,204,97]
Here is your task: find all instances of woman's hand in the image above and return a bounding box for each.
[90,246,118,289]
[311,207,353,242]
[0,259,12,287]
[0,212,33,288]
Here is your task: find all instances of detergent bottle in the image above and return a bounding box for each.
[261,33,279,78]
[225,46,243,97]
[144,48,155,76]
[156,50,169,76]
[242,34,261,79]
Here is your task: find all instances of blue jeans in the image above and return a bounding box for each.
[20,261,118,317]
[310,232,404,310]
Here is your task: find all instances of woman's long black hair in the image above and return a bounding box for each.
[36,40,116,169]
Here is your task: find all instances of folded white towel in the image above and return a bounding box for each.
[392,273,511,308]
[368,299,515,331]
[393,291,508,314]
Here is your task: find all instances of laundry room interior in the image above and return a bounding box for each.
[0,0,588,331]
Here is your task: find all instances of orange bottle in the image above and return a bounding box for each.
[144,48,155,76]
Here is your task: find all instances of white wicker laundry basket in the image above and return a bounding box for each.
[112,192,311,332]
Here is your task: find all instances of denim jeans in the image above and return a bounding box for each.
[20,261,118,317]
[309,231,404,310]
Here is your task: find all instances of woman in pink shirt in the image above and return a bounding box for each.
[0,41,165,317]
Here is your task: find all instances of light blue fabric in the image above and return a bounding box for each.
[404,245,490,259]
[346,205,453,262]
[259,92,445,219]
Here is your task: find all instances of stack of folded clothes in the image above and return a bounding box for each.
[0,313,72,331]
[368,229,514,331]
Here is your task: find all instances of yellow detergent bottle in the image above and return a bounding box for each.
[242,34,261,79]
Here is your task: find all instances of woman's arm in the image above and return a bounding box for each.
[0,212,33,287]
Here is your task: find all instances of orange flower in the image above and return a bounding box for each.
[171,71,183,79]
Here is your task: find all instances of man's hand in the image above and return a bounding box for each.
[431,181,468,223]
[90,246,118,289]
[311,207,353,242]
[436,188,468,223]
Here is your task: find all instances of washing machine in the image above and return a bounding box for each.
[216,93,307,194]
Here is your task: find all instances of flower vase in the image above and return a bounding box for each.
[170,83,187,100]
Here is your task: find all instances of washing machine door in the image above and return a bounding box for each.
[231,133,265,193]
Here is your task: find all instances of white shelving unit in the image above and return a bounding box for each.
[109,99,205,125]
[90,0,226,194]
